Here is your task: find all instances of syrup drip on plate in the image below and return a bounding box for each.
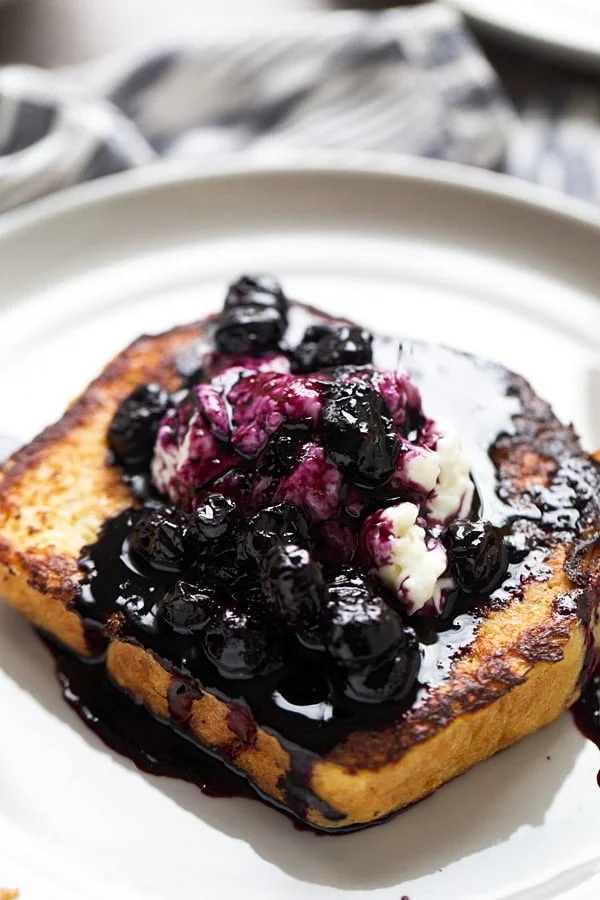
[63,302,600,823]
[43,636,387,833]
[571,664,600,787]
[50,638,250,799]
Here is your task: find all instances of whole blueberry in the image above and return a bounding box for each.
[323,569,405,667]
[296,621,326,654]
[194,546,239,585]
[260,425,310,477]
[242,502,312,564]
[323,569,419,704]
[203,601,283,679]
[314,326,373,369]
[340,634,420,705]
[224,274,288,317]
[261,543,324,631]
[129,506,192,573]
[320,381,398,487]
[193,494,238,545]
[190,496,240,583]
[108,383,170,469]
[443,520,507,595]
[215,304,285,355]
[292,324,334,373]
[158,581,217,635]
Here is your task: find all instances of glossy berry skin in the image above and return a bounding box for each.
[296,621,326,654]
[215,304,285,355]
[323,569,404,666]
[320,381,398,487]
[261,425,310,477]
[292,324,334,373]
[203,601,283,679]
[193,494,238,545]
[129,506,192,573]
[323,569,419,705]
[108,383,169,469]
[443,520,507,595]
[261,543,324,631]
[340,637,419,706]
[242,502,312,564]
[191,496,240,583]
[224,274,288,319]
[158,581,217,635]
[314,325,373,370]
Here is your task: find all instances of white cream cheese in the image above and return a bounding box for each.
[375,502,450,615]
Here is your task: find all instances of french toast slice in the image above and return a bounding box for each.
[0,311,599,831]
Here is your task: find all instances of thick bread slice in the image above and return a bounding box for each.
[0,321,598,831]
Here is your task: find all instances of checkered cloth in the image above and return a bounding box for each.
[0,4,598,212]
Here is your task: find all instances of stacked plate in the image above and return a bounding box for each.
[451,0,600,68]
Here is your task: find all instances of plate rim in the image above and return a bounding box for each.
[2,151,600,247]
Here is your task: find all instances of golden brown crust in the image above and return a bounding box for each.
[0,323,204,655]
[106,547,593,827]
[326,550,581,772]
[0,318,597,830]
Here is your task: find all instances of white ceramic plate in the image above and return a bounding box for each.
[450,0,600,68]
[1,156,600,899]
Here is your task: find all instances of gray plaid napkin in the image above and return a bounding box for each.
[507,88,600,200]
[3,3,599,212]
[0,5,515,212]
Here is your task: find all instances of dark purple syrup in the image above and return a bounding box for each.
[65,304,600,827]
[571,664,600,787]
[50,639,250,799]
[43,636,384,833]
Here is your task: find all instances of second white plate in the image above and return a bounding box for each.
[451,0,600,68]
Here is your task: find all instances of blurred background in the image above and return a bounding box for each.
[0,0,334,66]
[0,0,600,78]
[1,0,600,210]
[1,1,420,67]
[0,0,596,112]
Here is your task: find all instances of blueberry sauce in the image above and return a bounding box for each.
[50,638,249,799]
[571,665,600,787]
[68,285,600,827]
[43,636,389,833]
[76,309,550,754]
[48,626,600,832]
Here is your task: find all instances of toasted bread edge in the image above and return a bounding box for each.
[0,319,595,830]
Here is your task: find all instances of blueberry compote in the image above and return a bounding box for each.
[73,275,600,827]
[572,663,600,786]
